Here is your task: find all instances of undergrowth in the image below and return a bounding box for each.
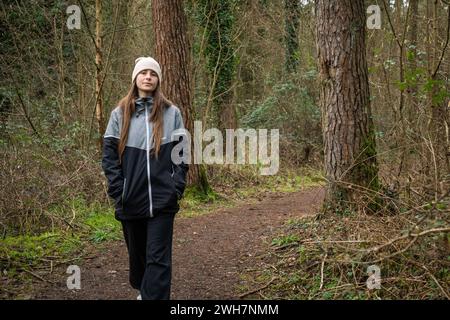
[1,165,323,298]
[239,201,450,300]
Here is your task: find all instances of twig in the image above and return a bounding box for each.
[239,277,277,298]
[362,227,450,264]
[273,242,299,251]
[432,5,450,78]
[422,265,450,300]
[319,252,328,290]
[302,240,373,244]
[406,258,450,300]
[21,269,56,284]
[382,0,401,48]
[369,227,450,253]
[0,287,19,296]
[319,283,356,293]
[368,237,419,264]
[13,85,41,139]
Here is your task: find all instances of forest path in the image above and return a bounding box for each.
[30,187,325,300]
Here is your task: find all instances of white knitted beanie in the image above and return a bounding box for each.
[131,57,162,83]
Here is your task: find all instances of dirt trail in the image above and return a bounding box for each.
[29,187,325,300]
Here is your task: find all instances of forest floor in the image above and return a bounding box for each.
[13,187,325,300]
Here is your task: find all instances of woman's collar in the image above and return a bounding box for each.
[135,96,153,117]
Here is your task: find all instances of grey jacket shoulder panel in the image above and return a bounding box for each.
[104,104,185,151]
[104,106,123,139]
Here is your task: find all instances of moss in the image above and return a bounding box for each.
[84,211,121,243]
[271,234,299,246]
[323,129,384,214]
[358,131,381,192]
[196,0,237,126]
[0,232,82,270]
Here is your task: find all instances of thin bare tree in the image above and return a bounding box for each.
[95,0,105,150]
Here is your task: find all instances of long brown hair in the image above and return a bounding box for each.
[117,81,172,161]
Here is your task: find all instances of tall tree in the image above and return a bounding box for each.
[284,0,300,74]
[428,0,450,180]
[198,0,237,131]
[95,0,105,150]
[406,0,419,113]
[152,0,207,190]
[382,0,410,182]
[422,0,450,190]
[316,0,380,212]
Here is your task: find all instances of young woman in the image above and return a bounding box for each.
[102,57,188,300]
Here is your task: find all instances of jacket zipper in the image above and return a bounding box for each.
[145,106,154,218]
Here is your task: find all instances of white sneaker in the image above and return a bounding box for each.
[137,293,142,300]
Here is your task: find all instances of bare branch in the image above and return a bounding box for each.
[432,5,450,78]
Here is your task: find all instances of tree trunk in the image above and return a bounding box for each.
[316,0,380,213]
[95,0,105,151]
[199,0,237,131]
[408,0,418,80]
[428,0,449,194]
[152,0,206,190]
[284,0,300,74]
[406,0,419,121]
[110,0,131,105]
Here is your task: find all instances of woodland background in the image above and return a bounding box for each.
[0,0,449,299]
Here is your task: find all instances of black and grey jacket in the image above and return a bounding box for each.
[102,97,189,220]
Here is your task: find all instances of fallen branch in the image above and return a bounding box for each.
[21,269,56,284]
[239,277,277,298]
[369,227,450,253]
[368,236,419,264]
[319,252,328,290]
[273,242,299,251]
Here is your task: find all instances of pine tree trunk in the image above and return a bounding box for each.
[152,0,205,189]
[316,0,380,213]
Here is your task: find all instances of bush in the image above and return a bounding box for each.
[0,137,107,236]
[241,77,322,166]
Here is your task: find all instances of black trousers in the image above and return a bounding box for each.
[121,212,175,300]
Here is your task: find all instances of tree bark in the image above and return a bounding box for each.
[316,0,380,212]
[95,0,105,151]
[199,0,237,131]
[406,0,419,120]
[152,0,206,189]
[428,0,450,191]
[284,0,300,74]
[408,0,418,75]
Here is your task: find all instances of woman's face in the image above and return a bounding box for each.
[136,69,159,97]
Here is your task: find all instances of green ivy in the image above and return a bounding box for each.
[196,0,238,125]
